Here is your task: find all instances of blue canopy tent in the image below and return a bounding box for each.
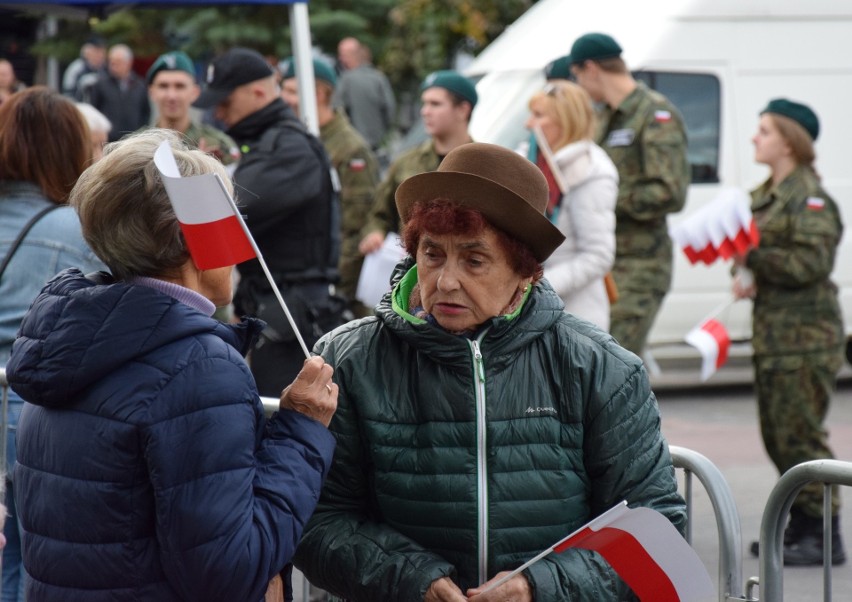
[13,0,321,134]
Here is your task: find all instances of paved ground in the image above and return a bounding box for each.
[658,379,852,601]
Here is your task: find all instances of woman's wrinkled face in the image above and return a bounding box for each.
[416,226,530,332]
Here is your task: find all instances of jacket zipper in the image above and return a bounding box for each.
[470,334,488,584]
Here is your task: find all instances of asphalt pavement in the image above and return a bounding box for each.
[658,378,852,601]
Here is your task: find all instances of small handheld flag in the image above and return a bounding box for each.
[685,318,731,382]
[683,299,735,382]
[478,501,714,601]
[154,141,312,359]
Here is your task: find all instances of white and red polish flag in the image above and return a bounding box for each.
[685,318,731,382]
[670,188,758,266]
[154,141,256,270]
[479,501,714,601]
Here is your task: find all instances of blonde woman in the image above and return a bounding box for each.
[525,81,617,330]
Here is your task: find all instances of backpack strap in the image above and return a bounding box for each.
[0,204,62,282]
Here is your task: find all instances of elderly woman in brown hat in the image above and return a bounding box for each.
[294,143,685,601]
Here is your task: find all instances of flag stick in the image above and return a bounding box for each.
[213,174,312,360]
[531,124,569,194]
[697,297,736,327]
[477,501,628,594]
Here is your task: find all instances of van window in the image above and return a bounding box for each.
[633,71,721,184]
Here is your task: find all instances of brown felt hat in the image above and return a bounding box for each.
[395,143,565,262]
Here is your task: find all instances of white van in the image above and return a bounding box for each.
[463,0,852,384]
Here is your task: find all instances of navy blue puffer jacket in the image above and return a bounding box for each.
[7,269,335,601]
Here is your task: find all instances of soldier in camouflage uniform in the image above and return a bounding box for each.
[358,71,476,257]
[736,99,845,566]
[280,58,380,317]
[569,33,689,354]
[145,51,239,166]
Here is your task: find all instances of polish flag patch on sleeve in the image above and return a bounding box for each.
[806,197,825,211]
[349,158,367,172]
[654,109,672,122]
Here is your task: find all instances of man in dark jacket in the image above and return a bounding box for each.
[194,48,343,396]
[88,44,151,141]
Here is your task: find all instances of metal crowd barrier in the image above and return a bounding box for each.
[669,445,749,602]
[756,459,852,602]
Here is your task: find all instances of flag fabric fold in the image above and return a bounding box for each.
[154,141,256,270]
[670,188,759,266]
[552,503,715,602]
[685,317,731,381]
[479,501,714,601]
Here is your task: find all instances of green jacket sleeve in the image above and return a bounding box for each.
[361,165,401,238]
[293,337,455,601]
[746,195,841,287]
[524,343,686,600]
[616,112,689,223]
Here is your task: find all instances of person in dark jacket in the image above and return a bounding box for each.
[87,44,151,141]
[293,143,686,601]
[194,47,344,396]
[6,129,338,602]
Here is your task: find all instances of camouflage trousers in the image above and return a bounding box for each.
[754,349,842,517]
[609,287,666,357]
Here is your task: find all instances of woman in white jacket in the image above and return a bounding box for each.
[525,81,618,330]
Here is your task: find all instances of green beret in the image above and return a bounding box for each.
[421,70,478,108]
[146,51,196,85]
[544,55,572,80]
[568,32,622,65]
[761,98,819,141]
[279,57,337,87]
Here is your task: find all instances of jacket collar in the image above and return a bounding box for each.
[227,98,301,142]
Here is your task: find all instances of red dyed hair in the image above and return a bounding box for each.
[401,199,543,281]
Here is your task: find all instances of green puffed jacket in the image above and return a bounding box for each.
[294,263,686,601]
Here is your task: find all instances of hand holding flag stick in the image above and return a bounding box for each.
[153,141,312,359]
[478,501,714,601]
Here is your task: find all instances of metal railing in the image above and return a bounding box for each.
[669,445,748,602]
[757,459,852,602]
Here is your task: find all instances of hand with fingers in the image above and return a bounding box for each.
[424,577,467,602]
[466,572,532,602]
[279,356,338,427]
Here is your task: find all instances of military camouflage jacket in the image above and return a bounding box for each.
[747,166,843,355]
[320,110,380,298]
[596,82,689,265]
[362,138,475,238]
[184,121,240,165]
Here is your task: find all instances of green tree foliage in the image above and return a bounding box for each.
[32,0,534,92]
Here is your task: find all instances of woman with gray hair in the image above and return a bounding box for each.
[6,129,337,601]
[75,101,112,162]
